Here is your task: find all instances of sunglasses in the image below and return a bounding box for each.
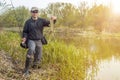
[31,11,38,13]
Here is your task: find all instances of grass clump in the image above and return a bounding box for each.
[0,31,94,80]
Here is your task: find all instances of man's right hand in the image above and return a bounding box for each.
[22,38,26,43]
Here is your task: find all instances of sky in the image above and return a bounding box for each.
[1,0,120,14]
[4,0,110,9]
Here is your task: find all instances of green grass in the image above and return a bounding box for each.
[0,31,96,80]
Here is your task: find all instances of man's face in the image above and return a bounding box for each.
[31,10,39,18]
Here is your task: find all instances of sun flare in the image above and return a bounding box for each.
[112,0,120,14]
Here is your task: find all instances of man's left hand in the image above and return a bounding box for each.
[51,16,57,20]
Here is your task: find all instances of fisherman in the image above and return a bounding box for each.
[22,7,57,75]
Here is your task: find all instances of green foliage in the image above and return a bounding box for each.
[88,4,111,32]
[0,31,95,79]
[39,2,112,32]
[77,1,89,29]
[0,6,29,28]
[0,31,26,62]
[0,1,118,32]
[15,6,30,27]
[40,2,78,27]
[1,9,17,27]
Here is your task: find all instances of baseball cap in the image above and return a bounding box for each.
[31,7,39,12]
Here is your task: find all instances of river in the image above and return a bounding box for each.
[59,34,120,80]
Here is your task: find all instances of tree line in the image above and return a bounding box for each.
[0,1,120,32]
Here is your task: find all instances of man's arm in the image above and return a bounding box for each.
[22,21,28,43]
[43,19,50,27]
[43,16,57,27]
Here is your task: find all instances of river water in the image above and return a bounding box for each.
[94,56,120,80]
[60,34,120,80]
[85,36,120,80]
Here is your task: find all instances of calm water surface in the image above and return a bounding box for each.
[61,35,120,80]
[94,56,120,80]
[85,36,120,80]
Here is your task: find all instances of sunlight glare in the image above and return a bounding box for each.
[112,0,120,14]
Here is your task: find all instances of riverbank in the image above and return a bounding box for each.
[0,31,95,80]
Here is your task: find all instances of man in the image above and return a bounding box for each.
[22,7,57,75]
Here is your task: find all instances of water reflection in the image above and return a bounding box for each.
[85,36,120,80]
[89,44,98,53]
[58,35,120,80]
[94,56,120,80]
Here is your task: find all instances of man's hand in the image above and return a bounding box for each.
[22,38,26,43]
[51,16,57,20]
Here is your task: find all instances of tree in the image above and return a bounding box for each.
[39,2,79,27]
[0,6,29,28]
[77,1,89,29]
[15,6,30,27]
[88,4,110,32]
[60,3,79,27]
